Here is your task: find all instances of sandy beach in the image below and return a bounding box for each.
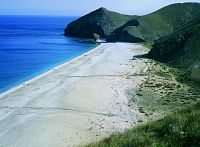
[0,43,149,147]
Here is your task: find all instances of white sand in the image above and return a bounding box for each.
[0,43,148,147]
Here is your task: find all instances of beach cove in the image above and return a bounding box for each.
[0,43,149,147]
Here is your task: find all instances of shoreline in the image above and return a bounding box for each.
[0,43,149,147]
[0,44,99,97]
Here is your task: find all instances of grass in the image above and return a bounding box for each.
[142,42,153,50]
[87,102,200,147]
[135,57,200,115]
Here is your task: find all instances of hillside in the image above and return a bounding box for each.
[108,2,200,42]
[148,18,200,61]
[65,3,200,43]
[64,7,134,38]
[148,18,200,66]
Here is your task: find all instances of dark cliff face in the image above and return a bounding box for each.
[64,7,133,38]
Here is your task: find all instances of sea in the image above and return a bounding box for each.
[0,16,97,93]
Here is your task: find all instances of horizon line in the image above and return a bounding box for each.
[0,14,80,17]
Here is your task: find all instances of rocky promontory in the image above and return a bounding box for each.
[64,7,134,38]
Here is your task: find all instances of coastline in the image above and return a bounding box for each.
[0,44,99,97]
[0,15,87,94]
[0,43,149,147]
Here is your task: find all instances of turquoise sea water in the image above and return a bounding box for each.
[0,16,96,93]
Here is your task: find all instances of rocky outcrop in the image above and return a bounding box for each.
[64,7,134,38]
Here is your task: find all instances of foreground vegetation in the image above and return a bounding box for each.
[87,102,200,147]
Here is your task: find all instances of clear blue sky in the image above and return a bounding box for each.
[0,0,200,16]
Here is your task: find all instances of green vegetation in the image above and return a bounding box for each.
[148,18,200,63]
[142,42,153,49]
[65,7,134,38]
[87,102,200,147]
[136,3,200,41]
[148,17,200,82]
[108,3,200,42]
[65,3,200,43]
[133,60,200,117]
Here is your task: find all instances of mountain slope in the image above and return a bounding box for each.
[148,18,200,66]
[65,3,200,43]
[64,7,134,38]
[108,2,200,42]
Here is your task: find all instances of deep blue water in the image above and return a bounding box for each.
[0,16,96,93]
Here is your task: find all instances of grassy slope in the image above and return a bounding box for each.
[108,3,200,42]
[148,18,200,70]
[87,102,200,147]
[137,2,200,41]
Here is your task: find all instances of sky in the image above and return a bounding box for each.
[0,0,200,16]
